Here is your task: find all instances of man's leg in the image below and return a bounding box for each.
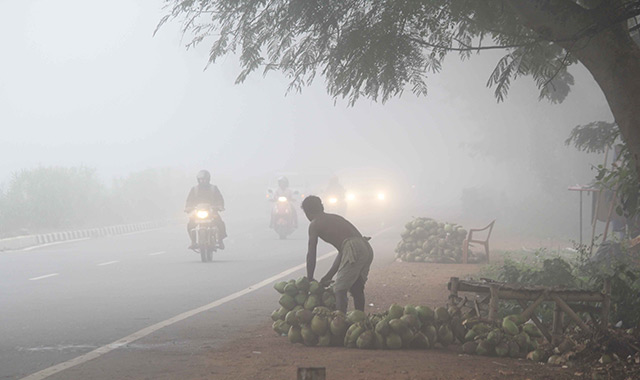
[187,220,196,249]
[216,216,227,249]
[335,289,349,314]
[349,276,366,311]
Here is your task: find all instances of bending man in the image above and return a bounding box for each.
[301,195,373,313]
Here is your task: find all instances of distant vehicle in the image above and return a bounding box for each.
[190,203,222,262]
[269,193,297,239]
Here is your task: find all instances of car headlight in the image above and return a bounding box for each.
[329,197,338,204]
[346,193,356,201]
[196,210,209,219]
[377,192,385,201]
[278,196,288,202]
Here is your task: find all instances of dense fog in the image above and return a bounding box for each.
[0,0,613,242]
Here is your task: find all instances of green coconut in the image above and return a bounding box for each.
[388,303,404,320]
[435,307,451,323]
[322,291,336,308]
[330,316,348,337]
[272,320,285,334]
[471,323,492,335]
[301,326,318,346]
[462,341,478,354]
[403,305,417,317]
[294,293,307,306]
[356,330,374,349]
[386,333,403,349]
[296,309,313,324]
[288,326,303,344]
[317,333,331,347]
[345,324,364,348]
[415,306,434,322]
[508,340,521,358]
[486,329,503,346]
[495,342,509,357]
[502,318,519,336]
[464,329,477,342]
[505,314,526,325]
[476,339,494,356]
[284,283,298,297]
[401,329,415,348]
[437,324,454,346]
[411,331,431,349]
[375,319,390,336]
[271,308,284,322]
[400,314,420,330]
[304,295,319,310]
[276,321,291,335]
[422,324,437,346]
[274,281,287,294]
[374,331,385,349]
[279,294,296,310]
[347,310,366,324]
[450,317,466,343]
[308,280,322,294]
[389,319,408,334]
[295,277,310,293]
[523,324,542,338]
[285,310,299,326]
[311,315,329,336]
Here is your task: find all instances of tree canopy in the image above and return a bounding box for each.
[159,0,638,103]
[159,0,640,177]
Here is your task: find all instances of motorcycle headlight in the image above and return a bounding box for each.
[346,193,356,201]
[278,196,288,202]
[196,210,209,219]
[329,197,338,204]
[377,192,386,201]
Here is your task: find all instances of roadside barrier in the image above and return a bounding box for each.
[0,220,171,251]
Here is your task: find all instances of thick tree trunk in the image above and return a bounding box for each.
[572,30,640,177]
[507,0,640,177]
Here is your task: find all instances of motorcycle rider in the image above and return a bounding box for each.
[185,170,227,250]
[270,176,298,228]
[326,175,346,200]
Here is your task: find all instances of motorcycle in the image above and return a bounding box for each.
[324,194,347,216]
[268,191,297,239]
[190,203,222,262]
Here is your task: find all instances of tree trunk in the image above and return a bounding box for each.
[507,0,640,177]
[569,30,640,178]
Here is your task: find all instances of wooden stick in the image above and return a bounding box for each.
[474,299,481,318]
[551,294,592,334]
[552,303,563,346]
[517,300,553,343]
[602,278,611,328]
[520,293,546,321]
[489,285,499,321]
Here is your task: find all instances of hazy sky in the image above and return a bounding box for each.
[0,0,615,234]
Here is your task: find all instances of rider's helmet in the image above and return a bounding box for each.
[277,176,289,189]
[197,170,211,185]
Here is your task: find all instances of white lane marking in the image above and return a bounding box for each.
[22,238,90,251]
[20,226,393,380]
[29,273,59,281]
[97,261,119,266]
[148,251,165,256]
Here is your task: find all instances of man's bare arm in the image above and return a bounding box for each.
[321,251,342,285]
[306,223,319,280]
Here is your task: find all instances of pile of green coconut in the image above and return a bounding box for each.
[272,277,469,350]
[395,217,482,263]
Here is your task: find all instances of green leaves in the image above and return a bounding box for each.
[159,0,598,104]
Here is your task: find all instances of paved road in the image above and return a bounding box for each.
[0,213,399,380]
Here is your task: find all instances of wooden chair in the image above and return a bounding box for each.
[462,220,495,264]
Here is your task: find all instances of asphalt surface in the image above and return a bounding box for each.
[0,212,399,380]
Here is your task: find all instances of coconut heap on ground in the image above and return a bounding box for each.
[395,217,483,263]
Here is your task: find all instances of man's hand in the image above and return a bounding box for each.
[320,275,333,287]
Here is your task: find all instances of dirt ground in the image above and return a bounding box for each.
[199,260,579,380]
